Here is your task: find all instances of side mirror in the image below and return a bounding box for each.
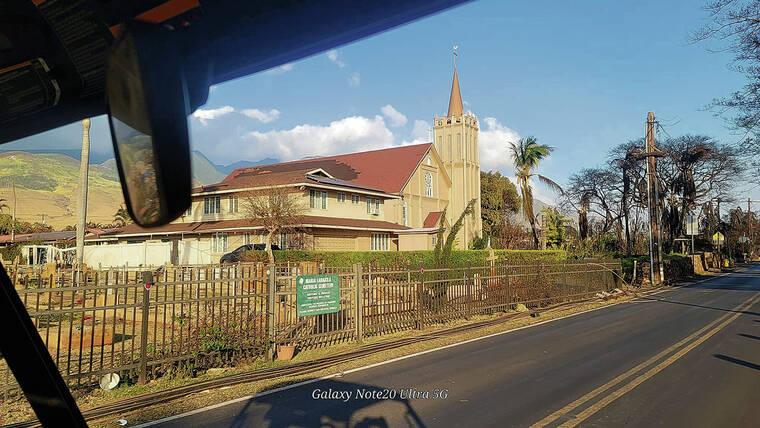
[105,21,205,227]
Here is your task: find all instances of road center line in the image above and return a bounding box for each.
[530,291,760,428]
[558,292,760,427]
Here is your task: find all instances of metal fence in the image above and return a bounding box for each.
[0,259,621,399]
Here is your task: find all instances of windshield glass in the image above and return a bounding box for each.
[2,1,760,427]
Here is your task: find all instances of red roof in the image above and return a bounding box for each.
[423,211,444,228]
[215,144,432,194]
[113,216,410,237]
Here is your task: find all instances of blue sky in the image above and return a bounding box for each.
[5,0,753,203]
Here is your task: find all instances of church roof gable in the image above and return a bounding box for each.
[217,143,433,194]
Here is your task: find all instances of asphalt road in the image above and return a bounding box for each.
[144,264,760,428]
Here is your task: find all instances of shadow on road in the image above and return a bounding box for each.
[714,354,760,372]
[227,379,426,428]
[738,333,760,341]
[637,296,760,317]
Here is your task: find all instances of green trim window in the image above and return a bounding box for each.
[310,189,327,209]
[367,197,380,215]
[204,196,221,214]
[212,233,228,253]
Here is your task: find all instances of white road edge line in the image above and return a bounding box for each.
[133,271,733,427]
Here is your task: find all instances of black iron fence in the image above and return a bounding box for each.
[0,259,621,399]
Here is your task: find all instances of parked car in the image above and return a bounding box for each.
[220,244,281,263]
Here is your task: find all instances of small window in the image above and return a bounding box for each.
[204,196,221,214]
[351,194,360,204]
[228,195,239,213]
[424,172,434,197]
[366,198,380,215]
[244,233,251,245]
[185,205,192,216]
[402,201,408,227]
[371,233,390,251]
[213,233,228,253]
[432,235,438,246]
[280,232,287,249]
[310,190,328,209]
[337,192,346,203]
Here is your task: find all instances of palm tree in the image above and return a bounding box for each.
[509,137,563,248]
[113,205,131,227]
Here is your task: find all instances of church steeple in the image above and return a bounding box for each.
[447,69,463,117]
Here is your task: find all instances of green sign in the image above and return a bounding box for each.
[296,274,340,317]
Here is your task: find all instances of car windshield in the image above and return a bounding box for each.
[2,1,760,427]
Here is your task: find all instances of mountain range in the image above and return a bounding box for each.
[0,149,560,231]
[0,150,278,229]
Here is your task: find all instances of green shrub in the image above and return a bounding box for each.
[241,249,567,268]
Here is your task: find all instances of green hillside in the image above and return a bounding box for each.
[0,152,124,229]
[0,150,228,230]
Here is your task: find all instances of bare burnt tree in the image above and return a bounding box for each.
[693,1,760,178]
[609,140,648,255]
[656,135,742,249]
[564,167,623,238]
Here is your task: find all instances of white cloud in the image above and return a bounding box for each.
[192,106,234,125]
[347,72,360,87]
[411,120,430,140]
[266,63,294,74]
[479,117,521,173]
[243,115,394,161]
[380,105,407,127]
[241,108,281,123]
[327,50,346,68]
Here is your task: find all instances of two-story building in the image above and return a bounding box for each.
[100,67,482,263]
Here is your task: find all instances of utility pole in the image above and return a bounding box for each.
[645,112,663,285]
[76,118,91,280]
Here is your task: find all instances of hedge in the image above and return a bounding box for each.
[242,249,567,268]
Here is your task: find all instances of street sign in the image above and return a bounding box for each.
[296,274,340,317]
[712,232,725,245]
[685,213,698,236]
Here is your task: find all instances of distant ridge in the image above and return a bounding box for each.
[213,157,279,175]
[0,148,113,164]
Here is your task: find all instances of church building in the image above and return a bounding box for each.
[100,66,483,262]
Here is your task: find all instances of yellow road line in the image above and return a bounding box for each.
[530,292,760,428]
[558,292,760,427]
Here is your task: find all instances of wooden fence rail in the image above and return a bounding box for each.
[0,259,621,399]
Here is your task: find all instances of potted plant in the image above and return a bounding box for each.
[276,342,296,360]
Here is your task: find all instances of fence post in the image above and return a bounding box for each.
[417,263,424,330]
[266,264,276,361]
[354,263,364,343]
[138,285,150,384]
[466,261,473,318]
[505,260,511,311]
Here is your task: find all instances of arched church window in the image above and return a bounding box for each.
[424,172,434,197]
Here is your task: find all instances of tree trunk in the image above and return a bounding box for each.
[528,217,539,249]
[622,168,631,256]
[265,229,276,264]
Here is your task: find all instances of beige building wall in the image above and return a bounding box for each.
[177,186,396,225]
[433,112,482,249]
[388,147,451,229]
